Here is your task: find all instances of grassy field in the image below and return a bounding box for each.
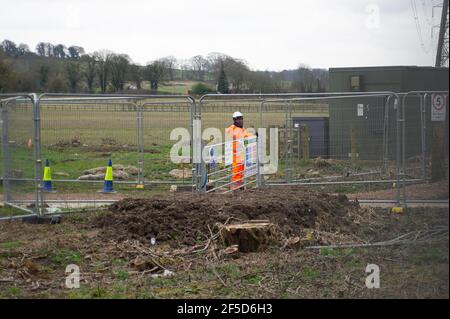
[2,101,330,183]
[140,80,198,95]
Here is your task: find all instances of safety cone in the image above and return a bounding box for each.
[100,159,116,193]
[43,159,56,192]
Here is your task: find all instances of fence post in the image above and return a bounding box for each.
[351,126,357,163]
[301,124,310,160]
[136,103,145,188]
[199,139,208,193]
[256,134,262,187]
[421,94,427,181]
[382,96,391,173]
[32,94,44,216]
[284,101,293,183]
[190,100,196,192]
[1,101,10,202]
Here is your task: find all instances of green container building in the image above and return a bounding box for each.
[328,66,449,160]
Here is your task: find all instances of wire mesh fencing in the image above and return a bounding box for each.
[1,94,196,216]
[140,100,194,186]
[401,91,449,202]
[258,94,405,202]
[38,97,139,211]
[1,91,448,218]
[1,95,39,218]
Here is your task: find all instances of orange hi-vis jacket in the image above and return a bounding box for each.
[225,124,253,190]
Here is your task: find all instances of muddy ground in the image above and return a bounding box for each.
[0,187,448,299]
[96,188,366,247]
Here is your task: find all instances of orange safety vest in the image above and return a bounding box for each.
[225,124,253,189]
[225,124,252,164]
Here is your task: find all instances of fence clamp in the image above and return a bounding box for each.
[390,206,405,214]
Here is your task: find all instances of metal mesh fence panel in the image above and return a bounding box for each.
[259,101,289,182]
[39,98,140,208]
[1,98,36,217]
[141,99,193,186]
[263,94,400,200]
[2,92,446,215]
[31,95,195,211]
[402,92,449,202]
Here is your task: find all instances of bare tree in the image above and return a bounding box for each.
[38,64,50,90]
[45,43,54,57]
[53,44,67,59]
[36,42,46,56]
[144,60,167,90]
[205,53,250,92]
[222,57,249,93]
[206,52,228,80]
[65,61,81,92]
[0,60,18,92]
[109,54,130,92]
[159,56,177,81]
[129,64,143,90]
[81,54,96,92]
[246,71,282,93]
[93,50,113,93]
[290,64,328,92]
[179,59,193,80]
[68,46,85,59]
[1,40,19,57]
[18,43,30,56]
[190,55,208,81]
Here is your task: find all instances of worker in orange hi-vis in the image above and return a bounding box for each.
[225,111,254,191]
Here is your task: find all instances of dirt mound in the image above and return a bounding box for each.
[78,164,139,180]
[95,187,367,247]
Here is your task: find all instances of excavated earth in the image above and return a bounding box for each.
[95,187,375,247]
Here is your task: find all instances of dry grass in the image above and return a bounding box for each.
[0,206,447,299]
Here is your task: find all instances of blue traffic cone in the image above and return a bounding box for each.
[100,159,116,193]
[43,159,56,192]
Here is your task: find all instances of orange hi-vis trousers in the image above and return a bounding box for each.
[226,124,252,190]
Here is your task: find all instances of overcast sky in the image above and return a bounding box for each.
[0,0,444,70]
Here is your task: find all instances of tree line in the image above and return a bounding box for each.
[0,39,329,94]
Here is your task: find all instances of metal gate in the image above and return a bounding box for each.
[140,99,194,187]
[1,94,42,218]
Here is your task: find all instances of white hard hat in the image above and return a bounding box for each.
[232,111,243,118]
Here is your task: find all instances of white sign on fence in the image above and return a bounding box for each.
[244,141,258,178]
[357,104,364,117]
[224,141,233,166]
[431,94,447,122]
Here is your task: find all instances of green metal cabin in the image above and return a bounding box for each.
[328,66,449,160]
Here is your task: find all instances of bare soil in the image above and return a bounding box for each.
[96,188,366,247]
[0,187,448,299]
[349,180,449,200]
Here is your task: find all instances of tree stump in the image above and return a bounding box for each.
[219,220,279,252]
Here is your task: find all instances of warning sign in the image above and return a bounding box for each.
[357,104,364,117]
[244,141,258,178]
[224,141,233,166]
[431,94,447,122]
